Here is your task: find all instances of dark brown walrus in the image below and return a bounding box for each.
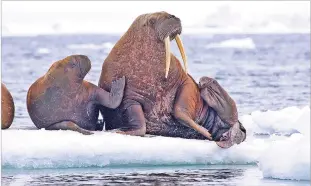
[27,55,125,135]
[99,12,246,148]
[1,83,15,129]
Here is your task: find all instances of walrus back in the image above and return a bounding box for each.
[27,77,70,129]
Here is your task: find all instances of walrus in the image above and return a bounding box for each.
[98,12,246,148]
[27,55,125,135]
[1,83,15,129]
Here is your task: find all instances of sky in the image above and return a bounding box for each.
[2,1,310,36]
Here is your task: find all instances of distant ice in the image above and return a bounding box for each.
[206,38,256,49]
[67,42,113,51]
[36,48,50,54]
[2,1,310,36]
[2,106,310,181]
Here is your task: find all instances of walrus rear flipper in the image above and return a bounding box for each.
[111,104,146,136]
[199,77,238,126]
[95,76,126,109]
[46,121,93,135]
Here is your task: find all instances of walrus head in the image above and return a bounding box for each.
[133,12,188,78]
[47,55,91,82]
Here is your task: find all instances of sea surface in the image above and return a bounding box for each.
[1,34,310,185]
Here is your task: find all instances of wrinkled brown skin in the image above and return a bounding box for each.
[27,55,125,135]
[1,83,15,129]
[199,77,238,126]
[99,12,246,146]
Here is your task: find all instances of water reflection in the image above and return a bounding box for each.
[2,168,245,186]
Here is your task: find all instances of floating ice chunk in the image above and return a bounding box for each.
[206,38,256,49]
[2,129,270,169]
[36,48,50,54]
[259,133,310,181]
[67,42,114,51]
[2,105,310,181]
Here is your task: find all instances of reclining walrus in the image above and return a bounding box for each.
[98,12,246,148]
[2,83,15,129]
[27,55,125,134]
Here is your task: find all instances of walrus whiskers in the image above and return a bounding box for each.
[175,34,188,74]
[165,36,171,78]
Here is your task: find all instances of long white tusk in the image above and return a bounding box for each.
[175,34,188,74]
[164,36,171,78]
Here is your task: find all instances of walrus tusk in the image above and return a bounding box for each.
[165,36,171,78]
[175,34,188,74]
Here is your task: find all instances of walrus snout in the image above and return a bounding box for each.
[157,16,182,41]
[160,18,187,78]
[167,15,182,41]
[152,13,188,78]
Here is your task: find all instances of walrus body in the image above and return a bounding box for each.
[27,55,125,134]
[99,12,246,148]
[1,83,15,129]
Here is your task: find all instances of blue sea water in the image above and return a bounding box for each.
[2,165,310,186]
[1,34,310,185]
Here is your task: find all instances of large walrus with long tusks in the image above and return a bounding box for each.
[27,55,125,134]
[1,83,15,129]
[99,12,246,148]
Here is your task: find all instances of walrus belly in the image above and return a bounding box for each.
[146,103,230,140]
[146,118,207,139]
[144,89,200,138]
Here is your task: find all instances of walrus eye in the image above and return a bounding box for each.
[168,15,175,19]
[70,63,76,68]
[149,18,156,25]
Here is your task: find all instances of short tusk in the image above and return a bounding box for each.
[164,36,171,78]
[175,34,188,74]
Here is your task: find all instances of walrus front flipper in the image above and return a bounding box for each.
[108,103,146,136]
[95,76,125,109]
[46,121,93,135]
[173,78,212,140]
[199,77,238,126]
[216,121,246,149]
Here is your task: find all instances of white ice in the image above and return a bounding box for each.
[2,106,310,181]
[259,133,310,181]
[240,106,310,136]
